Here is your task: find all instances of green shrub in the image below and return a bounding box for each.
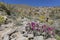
[55,35,60,40]
[0,15,5,24]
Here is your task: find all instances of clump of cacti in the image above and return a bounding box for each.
[25,21,55,39]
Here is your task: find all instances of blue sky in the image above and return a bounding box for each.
[0,0,60,7]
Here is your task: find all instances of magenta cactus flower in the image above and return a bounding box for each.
[47,27,55,35]
[31,22,35,27]
[36,28,40,31]
[31,22,36,30]
[42,25,47,29]
[27,22,40,30]
[47,27,53,31]
[26,21,55,38]
[42,25,48,32]
[41,24,55,36]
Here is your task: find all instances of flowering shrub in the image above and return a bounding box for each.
[0,15,5,24]
[41,25,55,38]
[25,21,55,38]
[26,22,40,30]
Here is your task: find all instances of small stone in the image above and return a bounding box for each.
[28,34,34,38]
[34,36,44,40]
[46,38,56,40]
[3,34,9,40]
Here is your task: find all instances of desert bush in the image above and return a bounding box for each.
[0,15,5,24]
[25,22,55,38]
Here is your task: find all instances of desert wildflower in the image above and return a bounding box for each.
[48,20,54,25]
[39,15,46,22]
[0,15,5,24]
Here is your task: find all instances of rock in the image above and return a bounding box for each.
[17,37,28,40]
[11,38,16,40]
[34,36,44,40]
[17,32,28,40]
[3,34,9,40]
[23,32,28,37]
[1,28,17,38]
[5,28,16,35]
[46,38,56,40]
[28,34,34,38]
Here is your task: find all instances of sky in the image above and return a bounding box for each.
[0,0,60,7]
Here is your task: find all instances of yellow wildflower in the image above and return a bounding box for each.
[0,15,5,24]
[48,20,54,25]
[40,15,46,19]
[39,15,46,22]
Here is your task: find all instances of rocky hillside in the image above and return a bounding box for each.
[0,2,60,40]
